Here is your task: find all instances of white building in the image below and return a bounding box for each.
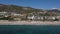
[27,14,57,21]
[27,15,35,20]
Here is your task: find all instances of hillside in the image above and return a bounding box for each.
[0,4,43,14]
[0,4,60,15]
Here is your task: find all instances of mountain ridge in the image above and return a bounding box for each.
[0,4,60,15]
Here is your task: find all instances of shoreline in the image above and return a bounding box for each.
[0,20,60,25]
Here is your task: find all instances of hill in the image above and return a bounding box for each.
[0,4,60,16]
[0,4,43,14]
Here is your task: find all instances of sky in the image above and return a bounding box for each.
[0,0,60,9]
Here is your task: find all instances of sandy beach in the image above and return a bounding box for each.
[0,20,60,25]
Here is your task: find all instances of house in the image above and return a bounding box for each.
[56,16,60,20]
[45,16,56,21]
[33,16,44,21]
[27,13,57,21]
[27,14,44,21]
[10,13,23,18]
[27,15,35,20]
[0,12,7,15]
[0,12,8,18]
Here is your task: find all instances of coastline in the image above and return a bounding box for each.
[0,20,60,25]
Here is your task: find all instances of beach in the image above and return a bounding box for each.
[0,20,60,25]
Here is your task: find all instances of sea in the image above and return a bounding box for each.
[0,25,60,34]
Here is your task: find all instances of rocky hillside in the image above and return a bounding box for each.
[0,4,60,15]
[0,4,43,14]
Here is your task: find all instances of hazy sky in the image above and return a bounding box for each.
[0,0,60,9]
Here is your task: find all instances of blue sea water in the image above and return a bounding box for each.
[0,25,60,34]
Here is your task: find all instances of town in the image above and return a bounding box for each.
[0,4,60,21]
[0,11,60,21]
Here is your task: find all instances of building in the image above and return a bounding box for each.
[27,13,57,21]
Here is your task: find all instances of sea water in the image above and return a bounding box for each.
[0,25,60,34]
